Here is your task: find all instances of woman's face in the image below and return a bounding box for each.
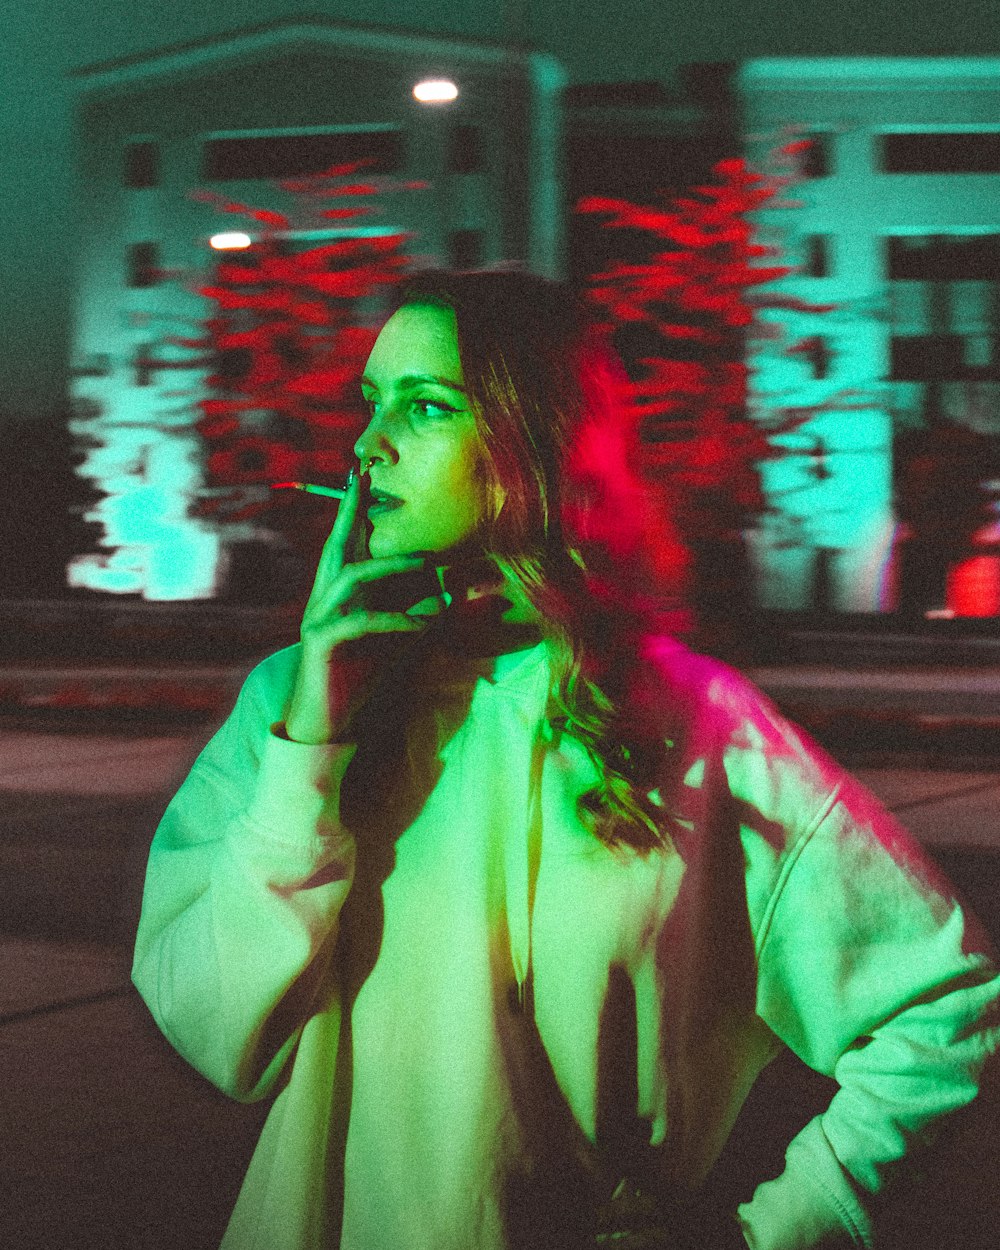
[355,302,496,559]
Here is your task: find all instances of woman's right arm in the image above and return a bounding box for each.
[132,472,436,1100]
[131,653,358,1102]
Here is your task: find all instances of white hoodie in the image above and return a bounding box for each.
[132,638,1000,1250]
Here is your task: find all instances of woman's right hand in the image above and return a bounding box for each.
[283,471,435,744]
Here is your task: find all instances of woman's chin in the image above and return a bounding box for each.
[367,517,408,559]
[368,520,467,562]
[368,531,431,561]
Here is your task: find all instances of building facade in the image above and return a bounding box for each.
[66,21,563,598]
[741,58,1000,616]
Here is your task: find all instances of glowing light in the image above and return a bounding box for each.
[947,554,1000,617]
[210,232,253,250]
[67,425,223,600]
[413,79,459,104]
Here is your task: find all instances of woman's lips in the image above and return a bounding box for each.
[367,490,404,517]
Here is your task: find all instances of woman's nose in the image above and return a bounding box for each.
[353,407,399,467]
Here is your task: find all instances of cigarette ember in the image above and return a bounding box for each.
[271,481,347,499]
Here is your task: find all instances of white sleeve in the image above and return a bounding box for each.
[131,650,357,1101]
[739,777,1000,1250]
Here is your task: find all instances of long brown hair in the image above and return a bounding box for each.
[390,268,685,851]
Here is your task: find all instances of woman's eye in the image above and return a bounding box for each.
[360,394,461,420]
[413,398,459,419]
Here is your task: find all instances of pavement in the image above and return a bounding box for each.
[2,669,1000,1249]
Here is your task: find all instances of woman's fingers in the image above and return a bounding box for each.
[306,609,428,651]
[305,553,424,616]
[302,554,434,636]
[291,472,437,740]
[299,471,440,660]
[342,555,435,609]
[304,472,364,614]
[350,611,429,637]
[316,471,362,572]
[329,468,362,558]
[343,554,427,585]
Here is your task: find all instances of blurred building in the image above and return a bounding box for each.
[741,58,1000,615]
[5,2,1000,624]
[65,21,562,599]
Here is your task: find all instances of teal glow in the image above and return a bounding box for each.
[734,58,1000,611]
[740,58,1000,86]
[67,430,222,600]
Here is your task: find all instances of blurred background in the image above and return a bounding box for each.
[3,2,1000,1247]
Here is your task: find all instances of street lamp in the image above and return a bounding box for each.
[209,232,253,250]
[413,79,459,104]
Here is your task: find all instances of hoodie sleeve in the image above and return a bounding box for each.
[737,768,1000,1250]
[131,646,357,1101]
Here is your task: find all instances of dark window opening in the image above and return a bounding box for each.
[134,344,155,387]
[889,334,1000,382]
[128,242,160,289]
[798,336,831,380]
[805,235,829,278]
[887,234,1000,282]
[567,130,729,287]
[799,134,830,179]
[448,124,483,175]
[212,347,254,388]
[448,229,484,269]
[564,81,670,109]
[202,131,405,181]
[124,141,159,189]
[71,354,111,379]
[883,132,1000,174]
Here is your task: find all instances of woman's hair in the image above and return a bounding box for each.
[388,267,685,851]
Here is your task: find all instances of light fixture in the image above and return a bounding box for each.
[413,79,459,104]
[209,232,253,250]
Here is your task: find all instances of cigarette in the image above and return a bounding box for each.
[271,481,346,499]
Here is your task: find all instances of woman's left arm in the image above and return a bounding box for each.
[740,772,1000,1250]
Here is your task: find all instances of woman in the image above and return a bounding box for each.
[133,269,1000,1250]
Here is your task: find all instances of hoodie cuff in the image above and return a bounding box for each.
[737,1119,873,1250]
[242,724,357,841]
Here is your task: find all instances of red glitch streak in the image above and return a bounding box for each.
[320,207,374,220]
[246,208,291,228]
[284,366,358,397]
[329,183,380,197]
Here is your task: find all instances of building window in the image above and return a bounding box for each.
[804,235,829,278]
[127,242,160,288]
[889,334,994,382]
[801,336,831,380]
[202,130,405,181]
[448,124,483,175]
[134,344,155,387]
[448,229,484,269]
[887,234,1000,282]
[799,133,830,178]
[564,80,669,109]
[882,132,1000,174]
[124,141,160,189]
